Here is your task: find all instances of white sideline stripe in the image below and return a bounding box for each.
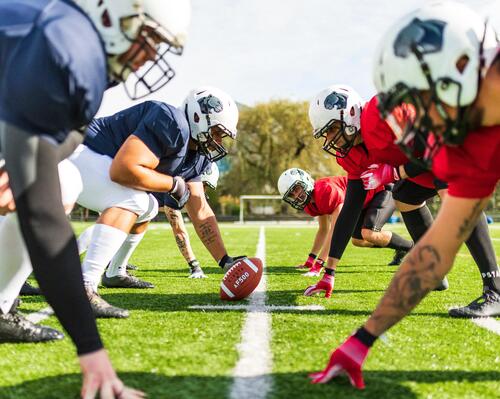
[26,307,54,324]
[189,305,325,311]
[221,282,235,298]
[471,317,500,335]
[230,226,272,399]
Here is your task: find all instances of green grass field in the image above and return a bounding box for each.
[0,222,499,399]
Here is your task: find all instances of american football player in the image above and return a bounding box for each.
[311,2,500,389]
[0,0,189,397]
[70,87,242,316]
[308,80,499,299]
[278,169,412,292]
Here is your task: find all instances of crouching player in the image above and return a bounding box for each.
[310,2,500,388]
[277,168,412,285]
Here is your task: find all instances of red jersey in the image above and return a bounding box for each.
[360,95,435,188]
[432,126,500,198]
[304,176,381,217]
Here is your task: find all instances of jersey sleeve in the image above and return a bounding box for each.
[133,103,187,159]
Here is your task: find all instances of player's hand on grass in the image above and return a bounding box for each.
[303,258,324,277]
[360,163,399,190]
[79,349,145,399]
[0,164,15,215]
[303,273,334,298]
[309,334,369,389]
[296,253,316,269]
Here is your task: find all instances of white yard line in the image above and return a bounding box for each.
[470,317,500,335]
[229,226,272,399]
[26,307,53,324]
[189,304,325,311]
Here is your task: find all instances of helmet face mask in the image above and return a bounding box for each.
[314,118,359,158]
[197,125,232,162]
[283,181,312,210]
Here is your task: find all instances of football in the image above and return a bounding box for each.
[220,257,263,301]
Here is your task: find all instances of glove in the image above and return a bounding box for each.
[169,176,191,209]
[304,273,334,298]
[188,260,207,279]
[309,334,370,389]
[303,258,324,277]
[297,253,316,269]
[219,255,248,273]
[360,164,399,190]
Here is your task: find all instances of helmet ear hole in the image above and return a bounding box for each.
[194,112,200,123]
[456,54,469,74]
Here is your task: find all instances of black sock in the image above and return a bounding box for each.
[353,327,378,347]
[401,205,434,243]
[386,233,413,251]
[464,213,500,293]
[325,268,335,276]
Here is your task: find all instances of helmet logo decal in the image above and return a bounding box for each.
[198,95,224,114]
[394,18,446,58]
[324,92,347,110]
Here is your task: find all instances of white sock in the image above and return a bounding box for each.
[77,224,95,255]
[106,232,145,277]
[82,224,128,291]
[0,214,33,314]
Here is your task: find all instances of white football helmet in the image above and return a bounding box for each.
[373,1,498,146]
[308,85,364,158]
[201,163,220,190]
[277,168,315,210]
[75,0,191,99]
[181,86,239,162]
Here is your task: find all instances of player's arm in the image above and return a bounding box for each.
[365,194,489,336]
[163,206,196,262]
[185,181,227,261]
[109,135,175,192]
[326,179,367,268]
[310,214,331,256]
[318,204,342,260]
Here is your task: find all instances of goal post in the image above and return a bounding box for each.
[238,194,314,223]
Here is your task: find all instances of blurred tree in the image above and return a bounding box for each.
[219,99,343,196]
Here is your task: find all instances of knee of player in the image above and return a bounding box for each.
[135,194,159,223]
[361,228,378,243]
[351,238,365,247]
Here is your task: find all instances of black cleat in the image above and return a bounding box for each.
[126,263,138,271]
[388,249,409,266]
[19,281,42,296]
[0,310,64,343]
[449,289,500,318]
[85,286,129,318]
[434,276,449,291]
[101,274,154,289]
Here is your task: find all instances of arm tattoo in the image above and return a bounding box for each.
[370,244,442,332]
[457,200,484,240]
[198,221,217,246]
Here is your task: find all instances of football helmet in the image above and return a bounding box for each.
[75,0,191,99]
[309,85,364,158]
[277,168,315,210]
[182,86,239,162]
[201,162,220,190]
[373,1,498,163]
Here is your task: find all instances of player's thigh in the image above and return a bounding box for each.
[392,179,437,210]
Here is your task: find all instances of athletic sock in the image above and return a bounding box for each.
[401,205,433,243]
[324,268,335,277]
[82,224,128,291]
[77,224,95,255]
[386,233,413,251]
[464,213,500,293]
[106,232,145,278]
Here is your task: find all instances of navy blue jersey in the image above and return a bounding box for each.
[152,150,211,208]
[0,0,107,143]
[84,101,191,175]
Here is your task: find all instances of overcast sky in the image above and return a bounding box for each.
[98,0,500,116]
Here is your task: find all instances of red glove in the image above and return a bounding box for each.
[309,334,370,388]
[360,163,399,190]
[297,253,316,269]
[303,258,324,277]
[303,273,334,298]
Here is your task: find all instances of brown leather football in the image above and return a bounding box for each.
[220,257,263,301]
